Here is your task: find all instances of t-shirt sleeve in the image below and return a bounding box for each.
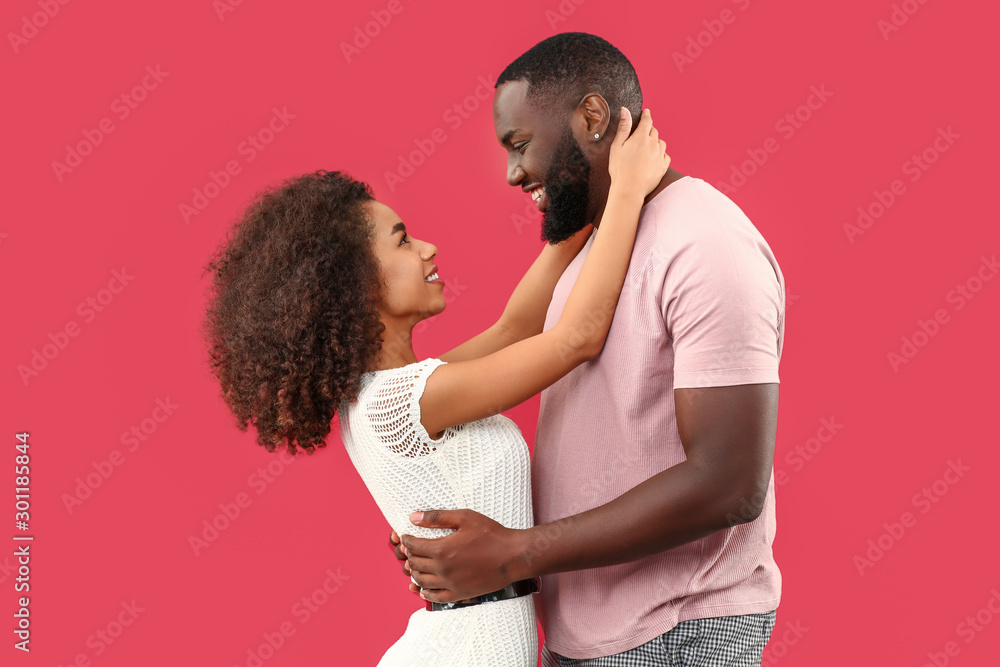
[654,194,784,389]
[366,358,448,457]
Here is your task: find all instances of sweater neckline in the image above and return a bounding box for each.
[361,357,438,377]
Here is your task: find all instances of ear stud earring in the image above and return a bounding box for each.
[594,133,600,139]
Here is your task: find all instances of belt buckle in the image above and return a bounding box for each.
[425,578,540,612]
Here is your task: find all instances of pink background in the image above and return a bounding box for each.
[2,0,998,665]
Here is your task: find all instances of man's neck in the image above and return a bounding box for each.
[591,167,686,229]
[643,167,687,206]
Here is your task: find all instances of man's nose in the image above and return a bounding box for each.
[506,159,525,187]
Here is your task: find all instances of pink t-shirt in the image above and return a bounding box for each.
[533,176,784,658]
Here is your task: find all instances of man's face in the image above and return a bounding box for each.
[493,80,594,244]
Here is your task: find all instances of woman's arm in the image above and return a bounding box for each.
[495,225,593,341]
[437,226,592,363]
[421,108,669,436]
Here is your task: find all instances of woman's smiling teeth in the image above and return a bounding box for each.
[424,271,440,282]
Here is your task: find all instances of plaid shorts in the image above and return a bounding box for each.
[541,610,777,667]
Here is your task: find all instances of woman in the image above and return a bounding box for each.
[201,108,668,665]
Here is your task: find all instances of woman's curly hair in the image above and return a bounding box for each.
[201,170,386,455]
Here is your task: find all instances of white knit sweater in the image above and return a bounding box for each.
[339,357,537,665]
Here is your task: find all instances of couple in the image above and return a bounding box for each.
[203,33,784,666]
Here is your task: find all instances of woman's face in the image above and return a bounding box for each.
[367,200,446,325]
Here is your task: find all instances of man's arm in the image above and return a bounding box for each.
[401,381,778,602]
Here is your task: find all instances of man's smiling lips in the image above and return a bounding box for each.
[524,183,548,212]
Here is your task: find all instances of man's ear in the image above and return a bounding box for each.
[573,92,612,146]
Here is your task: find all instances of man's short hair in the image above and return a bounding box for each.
[496,32,642,119]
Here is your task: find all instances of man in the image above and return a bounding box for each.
[393,32,785,666]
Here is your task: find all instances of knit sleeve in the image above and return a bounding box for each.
[366,358,449,458]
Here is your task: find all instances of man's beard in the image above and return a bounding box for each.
[540,129,592,244]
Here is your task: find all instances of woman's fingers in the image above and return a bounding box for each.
[404,553,435,574]
[409,570,443,591]
[612,107,632,150]
[635,108,653,135]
